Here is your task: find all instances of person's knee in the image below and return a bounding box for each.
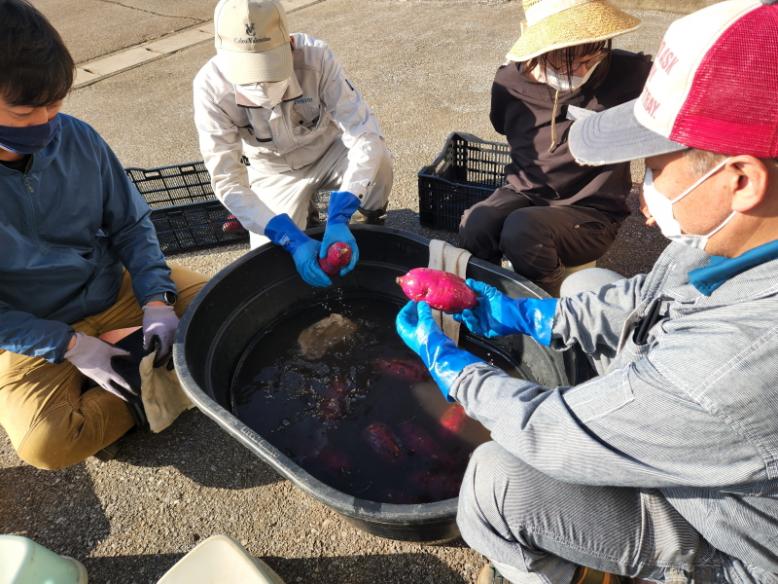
[361,146,393,211]
[458,442,532,537]
[500,212,562,283]
[169,266,208,312]
[560,267,623,298]
[499,209,538,253]
[459,206,502,254]
[14,397,134,471]
[374,146,394,201]
[17,425,81,470]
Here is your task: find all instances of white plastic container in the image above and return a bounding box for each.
[0,535,88,584]
[157,535,285,584]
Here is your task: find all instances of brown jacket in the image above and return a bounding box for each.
[490,50,652,216]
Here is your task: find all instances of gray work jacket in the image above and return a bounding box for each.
[451,242,778,583]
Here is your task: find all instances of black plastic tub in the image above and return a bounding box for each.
[174,225,579,542]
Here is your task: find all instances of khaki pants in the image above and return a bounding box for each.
[0,265,207,470]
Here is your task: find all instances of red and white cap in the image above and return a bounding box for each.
[570,0,778,165]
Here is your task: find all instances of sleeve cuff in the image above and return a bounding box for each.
[50,326,76,364]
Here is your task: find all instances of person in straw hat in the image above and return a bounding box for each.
[459,0,649,295]
[397,1,778,582]
[194,0,393,288]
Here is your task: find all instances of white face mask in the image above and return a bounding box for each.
[237,78,290,108]
[534,59,601,92]
[642,159,736,251]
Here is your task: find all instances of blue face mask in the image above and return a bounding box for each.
[0,115,61,155]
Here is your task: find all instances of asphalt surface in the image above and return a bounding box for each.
[2,1,703,582]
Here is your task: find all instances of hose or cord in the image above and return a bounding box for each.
[548,87,561,153]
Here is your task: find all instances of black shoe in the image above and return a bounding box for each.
[93,441,122,461]
[476,564,510,584]
[353,205,388,225]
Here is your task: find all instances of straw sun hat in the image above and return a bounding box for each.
[507,0,641,62]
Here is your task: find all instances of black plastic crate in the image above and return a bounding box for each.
[126,161,216,208]
[418,132,509,231]
[126,161,248,255]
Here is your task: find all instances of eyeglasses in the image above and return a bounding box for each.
[546,51,607,74]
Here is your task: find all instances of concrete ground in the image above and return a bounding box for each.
[2,1,704,582]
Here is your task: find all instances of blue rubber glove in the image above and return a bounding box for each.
[453,279,557,346]
[320,191,360,277]
[396,301,482,399]
[265,213,332,288]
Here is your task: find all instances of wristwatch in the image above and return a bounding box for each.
[148,291,177,306]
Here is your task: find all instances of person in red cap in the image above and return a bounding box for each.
[395,1,778,582]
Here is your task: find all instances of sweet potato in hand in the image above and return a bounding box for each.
[318,242,353,276]
[396,268,477,313]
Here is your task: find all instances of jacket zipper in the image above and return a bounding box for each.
[20,156,39,238]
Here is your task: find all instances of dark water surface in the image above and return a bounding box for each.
[230,295,519,504]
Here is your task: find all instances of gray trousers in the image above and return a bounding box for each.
[455,268,738,584]
[457,442,729,584]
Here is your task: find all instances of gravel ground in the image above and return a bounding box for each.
[1,1,683,582]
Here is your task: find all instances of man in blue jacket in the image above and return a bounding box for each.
[397,1,778,583]
[0,0,207,470]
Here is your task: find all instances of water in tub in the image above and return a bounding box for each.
[229,295,522,504]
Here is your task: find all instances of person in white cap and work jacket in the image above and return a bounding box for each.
[193,0,393,287]
[396,1,778,583]
[459,0,650,295]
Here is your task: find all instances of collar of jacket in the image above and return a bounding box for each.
[0,117,63,176]
[688,238,778,297]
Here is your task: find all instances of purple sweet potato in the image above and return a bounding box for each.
[221,214,247,234]
[318,376,348,421]
[372,357,430,382]
[363,422,403,462]
[397,421,440,459]
[439,404,468,435]
[396,268,476,313]
[318,242,352,275]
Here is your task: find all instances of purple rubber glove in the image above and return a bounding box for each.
[142,304,179,366]
[65,333,134,401]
